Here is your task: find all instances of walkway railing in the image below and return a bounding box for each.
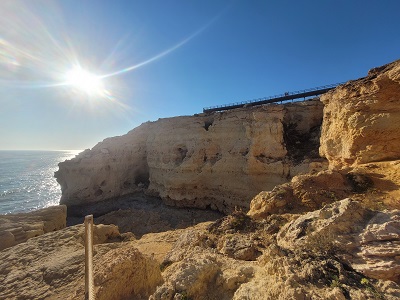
[203,82,344,113]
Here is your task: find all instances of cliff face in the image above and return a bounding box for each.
[248,60,400,219]
[56,100,326,213]
[320,60,400,168]
[4,60,400,300]
[55,123,150,207]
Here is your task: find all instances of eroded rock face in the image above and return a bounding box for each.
[93,245,163,300]
[0,205,67,250]
[248,170,354,218]
[149,213,400,300]
[277,199,400,283]
[55,123,151,207]
[0,223,162,300]
[320,59,400,168]
[56,100,326,213]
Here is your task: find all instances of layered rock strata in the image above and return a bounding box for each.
[249,60,400,219]
[320,60,400,168]
[56,100,326,214]
[0,205,66,250]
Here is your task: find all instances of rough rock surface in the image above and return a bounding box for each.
[0,205,67,250]
[65,193,223,237]
[0,223,162,300]
[248,170,354,218]
[277,199,400,283]
[56,100,326,213]
[149,211,400,300]
[55,123,151,207]
[320,59,400,168]
[248,158,400,218]
[5,60,400,299]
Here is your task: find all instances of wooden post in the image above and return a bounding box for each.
[84,215,94,300]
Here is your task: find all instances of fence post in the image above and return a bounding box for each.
[84,215,94,300]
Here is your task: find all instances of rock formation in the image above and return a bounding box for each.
[249,60,400,218]
[149,207,400,299]
[0,205,67,250]
[56,100,326,214]
[3,60,400,299]
[320,60,400,168]
[277,199,400,283]
[0,223,162,299]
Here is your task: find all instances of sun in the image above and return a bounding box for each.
[65,66,104,96]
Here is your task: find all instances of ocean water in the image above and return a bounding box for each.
[0,150,80,215]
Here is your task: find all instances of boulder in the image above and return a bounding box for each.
[277,199,400,283]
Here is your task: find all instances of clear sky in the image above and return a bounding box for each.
[1,0,399,150]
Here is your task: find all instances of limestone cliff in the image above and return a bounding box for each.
[249,59,400,219]
[56,100,326,214]
[3,59,400,300]
[320,59,400,168]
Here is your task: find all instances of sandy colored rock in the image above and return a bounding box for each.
[55,123,151,207]
[277,199,400,283]
[91,194,222,237]
[56,100,326,214]
[93,245,163,300]
[248,169,354,218]
[248,157,400,218]
[0,205,67,250]
[320,59,400,168]
[149,212,400,300]
[0,223,161,300]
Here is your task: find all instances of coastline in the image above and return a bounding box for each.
[0,150,80,215]
[1,60,400,299]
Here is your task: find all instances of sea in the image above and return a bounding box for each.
[0,150,81,215]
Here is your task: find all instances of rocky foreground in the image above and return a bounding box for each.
[1,59,400,299]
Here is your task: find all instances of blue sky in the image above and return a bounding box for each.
[0,0,399,150]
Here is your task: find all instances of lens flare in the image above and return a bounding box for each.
[0,0,224,114]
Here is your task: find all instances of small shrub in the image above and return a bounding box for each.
[360,278,369,286]
[360,277,385,299]
[320,190,338,201]
[304,229,337,256]
[330,279,341,289]
[346,173,373,193]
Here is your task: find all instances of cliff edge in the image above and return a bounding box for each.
[56,100,326,214]
[2,59,400,300]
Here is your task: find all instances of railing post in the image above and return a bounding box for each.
[84,215,95,300]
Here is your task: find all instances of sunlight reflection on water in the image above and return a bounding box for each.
[0,150,80,214]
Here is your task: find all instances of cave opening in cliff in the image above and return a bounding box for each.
[283,122,322,164]
[134,171,150,187]
[204,119,214,131]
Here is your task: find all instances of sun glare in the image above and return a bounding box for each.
[65,66,104,96]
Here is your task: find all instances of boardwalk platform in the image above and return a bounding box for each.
[203,83,343,113]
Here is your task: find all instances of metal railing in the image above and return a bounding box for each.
[203,82,344,113]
